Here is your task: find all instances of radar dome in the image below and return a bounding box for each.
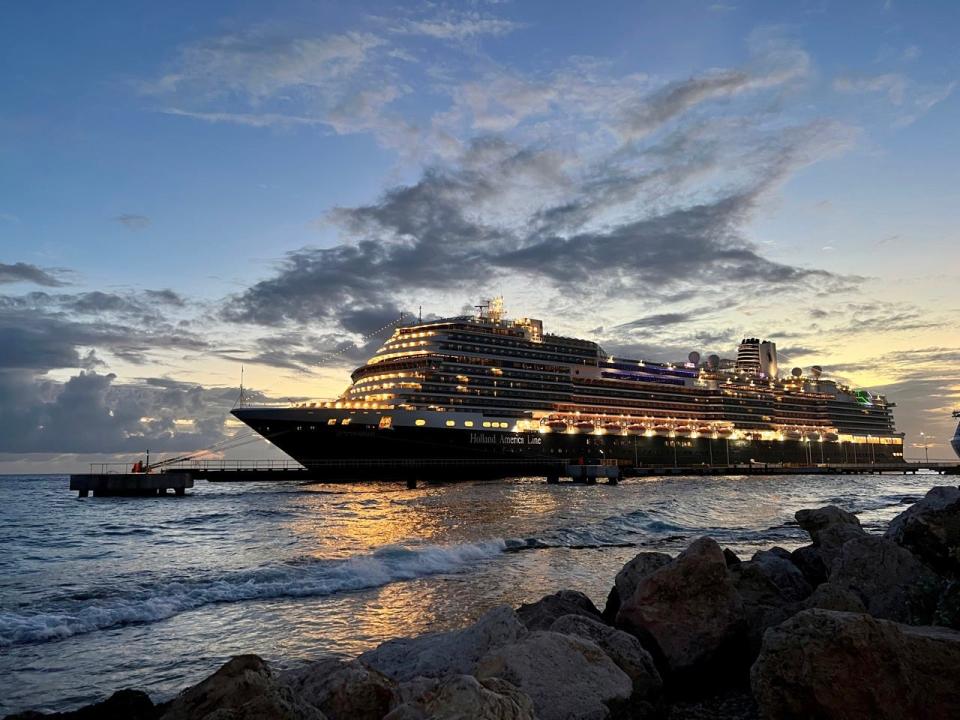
[688,351,701,366]
[707,354,720,369]
[811,365,823,378]
[791,367,803,378]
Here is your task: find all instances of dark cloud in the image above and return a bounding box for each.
[0,370,290,454]
[0,262,66,287]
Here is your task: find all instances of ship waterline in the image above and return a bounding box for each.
[233,301,904,476]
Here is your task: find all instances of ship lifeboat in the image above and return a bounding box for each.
[603,422,623,433]
[784,430,803,440]
[674,424,695,435]
[626,423,646,434]
[697,426,714,435]
[575,420,595,432]
[652,424,672,435]
[805,432,821,441]
[824,432,839,442]
[716,427,734,437]
[546,419,567,431]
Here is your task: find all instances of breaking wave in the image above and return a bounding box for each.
[0,539,506,648]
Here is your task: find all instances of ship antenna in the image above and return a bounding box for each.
[419,305,422,323]
[233,365,245,409]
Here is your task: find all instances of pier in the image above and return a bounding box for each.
[70,471,193,497]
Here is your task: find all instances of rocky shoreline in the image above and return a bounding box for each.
[8,484,960,720]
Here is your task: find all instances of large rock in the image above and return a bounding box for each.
[829,535,943,624]
[515,590,601,631]
[358,605,524,682]
[802,581,867,613]
[476,631,632,720]
[616,537,746,678]
[791,506,866,585]
[160,655,325,720]
[601,551,673,623]
[281,658,394,720]
[885,485,960,577]
[730,548,813,654]
[384,675,535,720]
[549,613,662,698]
[751,609,960,720]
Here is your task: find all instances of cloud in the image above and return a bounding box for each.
[0,262,66,287]
[114,214,151,230]
[390,10,524,41]
[833,73,907,105]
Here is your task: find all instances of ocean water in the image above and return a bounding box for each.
[0,472,941,715]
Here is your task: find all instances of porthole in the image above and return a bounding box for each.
[415,419,427,426]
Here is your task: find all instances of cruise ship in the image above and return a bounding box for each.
[233,299,904,478]
[951,410,960,459]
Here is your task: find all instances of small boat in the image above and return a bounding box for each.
[602,422,623,432]
[823,432,839,442]
[652,424,672,434]
[574,420,595,431]
[674,425,695,435]
[785,430,802,440]
[805,432,820,441]
[697,426,713,435]
[716,427,734,437]
[546,420,567,431]
[626,423,646,434]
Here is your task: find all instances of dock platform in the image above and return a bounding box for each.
[70,472,193,497]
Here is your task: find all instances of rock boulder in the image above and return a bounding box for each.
[281,658,393,720]
[160,655,325,720]
[358,605,524,683]
[476,631,632,720]
[751,609,960,720]
[616,537,746,678]
[515,590,601,631]
[384,675,535,720]
[885,485,960,577]
[601,551,673,623]
[829,535,943,624]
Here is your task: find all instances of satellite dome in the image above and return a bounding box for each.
[811,365,823,377]
[791,367,803,378]
[707,354,720,369]
[688,351,701,366]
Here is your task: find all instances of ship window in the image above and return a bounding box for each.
[342,418,351,425]
[445,420,456,427]
[415,419,427,426]
[464,421,474,427]
[378,416,392,429]
[327,418,338,425]
[482,421,492,428]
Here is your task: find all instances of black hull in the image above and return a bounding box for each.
[235,410,904,481]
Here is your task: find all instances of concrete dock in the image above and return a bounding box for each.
[70,472,193,497]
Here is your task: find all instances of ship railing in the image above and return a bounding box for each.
[162,459,306,471]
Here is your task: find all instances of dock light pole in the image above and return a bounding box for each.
[914,432,935,463]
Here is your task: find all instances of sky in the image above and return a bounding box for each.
[1,0,958,472]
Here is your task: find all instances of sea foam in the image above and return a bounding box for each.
[0,538,506,648]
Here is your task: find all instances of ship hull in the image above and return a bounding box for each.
[233,408,904,481]
[952,419,960,459]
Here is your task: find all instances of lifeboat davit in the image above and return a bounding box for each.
[824,432,839,442]
[805,432,821,441]
[546,420,567,431]
[575,420,595,432]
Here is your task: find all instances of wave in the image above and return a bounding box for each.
[0,539,506,649]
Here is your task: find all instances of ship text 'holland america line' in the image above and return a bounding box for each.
[232,299,904,479]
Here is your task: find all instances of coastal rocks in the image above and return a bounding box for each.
[801,581,867,613]
[281,658,394,720]
[750,609,960,720]
[384,675,535,720]
[515,590,601,630]
[601,551,673,623]
[549,614,662,697]
[790,505,866,585]
[885,485,960,577]
[160,655,325,720]
[828,535,942,623]
[476,631,633,720]
[358,605,524,683]
[616,537,746,678]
